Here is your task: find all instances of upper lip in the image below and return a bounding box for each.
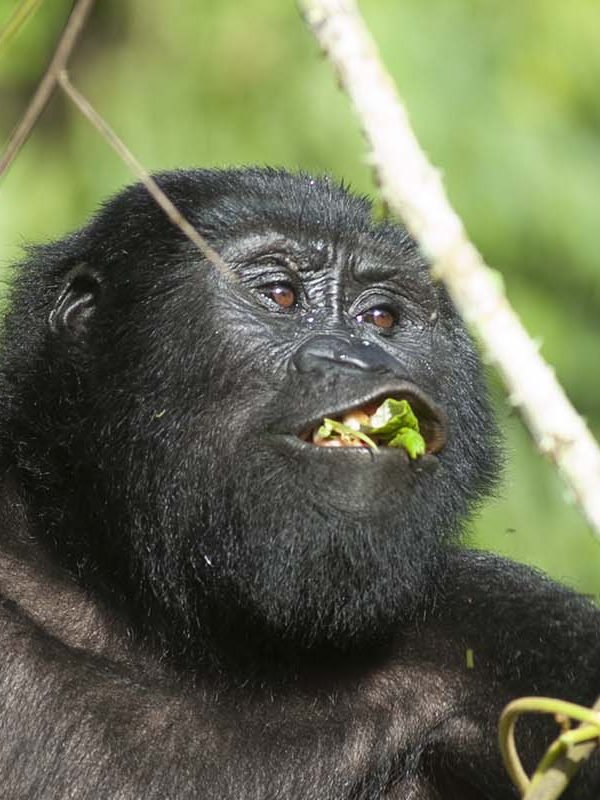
[290,381,447,456]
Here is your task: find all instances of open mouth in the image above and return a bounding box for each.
[298,387,446,457]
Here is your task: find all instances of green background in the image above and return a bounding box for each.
[1,0,599,595]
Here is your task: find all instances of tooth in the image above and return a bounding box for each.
[341,410,370,431]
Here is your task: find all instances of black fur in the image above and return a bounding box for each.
[0,168,598,799]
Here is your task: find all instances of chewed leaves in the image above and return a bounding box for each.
[315,398,426,459]
[316,419,378,450]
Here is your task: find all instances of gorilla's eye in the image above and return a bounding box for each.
[356,306,397,330]
[262,284,297,310]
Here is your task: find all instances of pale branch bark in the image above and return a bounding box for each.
[298,0,600,539]
[0,0,95,178]
[58,72,231,277]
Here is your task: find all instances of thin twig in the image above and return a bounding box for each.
[0,0,44,51]
[0,0,95,178]
[298,0,600,538]
[0,0,230,276]
[58,71,231,277]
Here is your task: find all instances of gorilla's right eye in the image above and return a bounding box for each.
[261,283,297,311]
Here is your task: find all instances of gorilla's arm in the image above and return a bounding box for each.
[424,549,600,798]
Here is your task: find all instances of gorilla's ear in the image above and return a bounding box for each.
[48,264,103,340]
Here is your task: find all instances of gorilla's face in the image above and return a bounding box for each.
[6,169,500,667]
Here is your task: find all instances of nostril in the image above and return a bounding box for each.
[292,336,352,373]
[291,335,397,375]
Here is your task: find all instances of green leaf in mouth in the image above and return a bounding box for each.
[315,397,426,459]
[316,418,379,450]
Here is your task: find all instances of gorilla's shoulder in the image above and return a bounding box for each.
[443,547,597,608]
[426,547,600,695]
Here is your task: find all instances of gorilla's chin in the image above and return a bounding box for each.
[170,444,456,668]
[234,522,447,659]
[270,433,442,515]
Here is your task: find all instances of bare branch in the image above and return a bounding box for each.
[0,0,45,51]
[58,71,232,278]
[0,0,95,179]
[298,0,600,538]
[0,0,231,276]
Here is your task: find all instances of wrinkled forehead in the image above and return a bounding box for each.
[188,175,427,281]
[216,229,427,289]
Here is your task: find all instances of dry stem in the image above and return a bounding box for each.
[58,72,231,276]
[0,0,231,276]
[0,0,95,178]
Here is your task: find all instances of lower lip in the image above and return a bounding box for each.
[271,435,419,464]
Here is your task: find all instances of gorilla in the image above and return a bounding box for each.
[0,167,598,799]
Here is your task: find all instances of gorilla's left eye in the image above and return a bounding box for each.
[261,284,297,310]
[356,306,397,330]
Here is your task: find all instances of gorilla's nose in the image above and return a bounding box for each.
[292,334,398,375]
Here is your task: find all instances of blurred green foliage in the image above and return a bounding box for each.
[0,0,598,594]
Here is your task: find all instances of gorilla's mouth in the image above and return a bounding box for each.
[299,386,447,456]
